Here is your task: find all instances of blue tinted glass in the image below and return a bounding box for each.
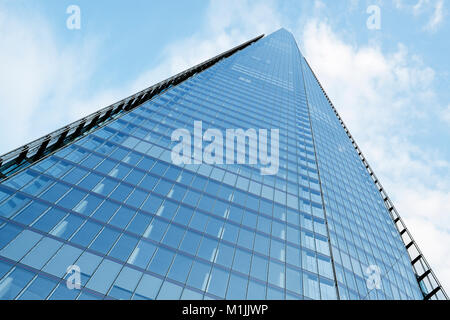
[0,266,35,299]
[109,266,142,300]
[13,201,48,225]
[33,208,67,233]
[49,283,80,300]
[50,214,85,240]
[226,273,247,299]
[0,193,30,218]
[18,275,58,300]
[147,247,175,276]
[187,260,211,291]
[109,206,135,228]
[0,229,42,261]
[0,260,13,279]
[0,223,22,249]
[207,266,229,298]
[90,227,120,254]
[134,274,162,300]
[40,182,71,203]
[85,259,122,294]
[109,233,139,261]
[43,244,83,277]
[0,29,424,301]
[128,240,156,269]
[70,221,102,247]
[21,237,62,269]
[157,281,183,300]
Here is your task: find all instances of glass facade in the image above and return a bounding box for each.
[0,29,424,300]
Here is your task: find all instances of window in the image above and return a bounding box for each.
[162,224,185,249]
[134,274,162,300]
[73,194,103,216]
[320,277,337,299]
[90,227,120,254]
[0,266,35,299]
[0,193,31,219]
[40,182,70,203]
[128,240,156,269]
[250,255,268,281]
[167,254,193,283]
[109,267,142,300]
[109,206,135,228]
[303,272,320,300]
[85,259,122,294]
[109,184,133,202]
[109,233,139,262]
[18,275,58,300]
[13,201,48,225]
[148,248,175,276]
[197,237,218,262]
[21,237,62,269]
[0,229,42,262]
[179,231,201,255]
[157,281,183,300]
[142,218,168,242]
[232,249,252,275]
[127,212,152,236]
[92,201,120,222]
[22,176,52,197]
[226,273,247,299]
[74,251,102,285]
[247,279,266,299]
[207,266,229,298]
[43,244,83,278]
[268,260,285,288]
[142,193,164,214]
[70,221,102,247]
[286,266,302,294]
[187,260,211,291]
[57,188,87,210]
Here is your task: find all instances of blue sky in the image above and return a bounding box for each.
[0,0,449,293]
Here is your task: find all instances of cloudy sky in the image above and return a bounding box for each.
[0,0,449,294]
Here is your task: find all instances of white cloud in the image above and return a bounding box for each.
[300,19,450,291]
[413,0,430,15]
[425,0,444,31]
[0,6,113,155]
[393,0,403,9]
[314,0,326,10]
[396,0,445,32]
[131,0,282,94]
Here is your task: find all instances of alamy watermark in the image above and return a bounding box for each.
[66,5,81,30]
[366,5,381,30]
[66,264,81,290]
[171,121,279,175]
[365,264,382,290]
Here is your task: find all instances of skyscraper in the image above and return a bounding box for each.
[0,29,446,300]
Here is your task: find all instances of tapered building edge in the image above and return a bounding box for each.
[302,58,447,300]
